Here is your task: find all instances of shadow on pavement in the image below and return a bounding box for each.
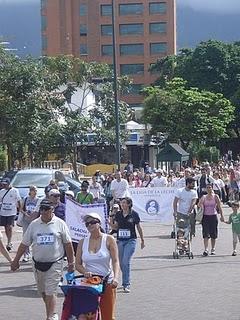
[0,266,33,274]
[0,283,38,298]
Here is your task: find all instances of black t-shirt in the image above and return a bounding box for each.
[115,210,140,240]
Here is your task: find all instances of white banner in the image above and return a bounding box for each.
[65,198,108,243]
[129,187,176,223]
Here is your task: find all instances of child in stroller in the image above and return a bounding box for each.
[173,217,194,259]
[177,228,188,252]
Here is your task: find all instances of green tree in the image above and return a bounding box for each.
[142,78,235,149]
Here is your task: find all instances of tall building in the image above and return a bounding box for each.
[41,0,176,111]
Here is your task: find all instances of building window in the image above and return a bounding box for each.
[80,24,87,36]
[149,63,159,74]
[119,23,143,35]
[41,15,47,32]
[129,84,143,95]
[150,42,167,54]
[101,45,113,56]
[101,25,113,36]
[149,2,167,14]
[80,44,88,55]
[149,22,166,34]
[120,44,144,56]
[41,0,47,10]
[119,3,143,15]
[42,35,48,50]
[128,103,143,109]
[101,4,112,16]
[120,64,144,75]
[80,4,87,16]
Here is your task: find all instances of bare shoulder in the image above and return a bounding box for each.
[106,234,116,247]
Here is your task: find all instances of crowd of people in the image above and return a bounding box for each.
[1,159,240,319]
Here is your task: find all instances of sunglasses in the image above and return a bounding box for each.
[85,220,99,227]
[51,194,60,197]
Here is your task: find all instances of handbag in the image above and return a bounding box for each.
[195,206,203,223]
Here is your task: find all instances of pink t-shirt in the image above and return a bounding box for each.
[203,195,217,216]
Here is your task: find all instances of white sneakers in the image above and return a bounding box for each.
[123,286,131,293]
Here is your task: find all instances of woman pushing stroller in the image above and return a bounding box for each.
[75,212,119,320]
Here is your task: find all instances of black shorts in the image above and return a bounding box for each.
[0,215,15,227]
[202,215,218,239]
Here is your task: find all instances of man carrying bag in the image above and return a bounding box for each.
[11,199,75,320]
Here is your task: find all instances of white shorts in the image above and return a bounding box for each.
[33,260,63,295]
[232,232,240,244]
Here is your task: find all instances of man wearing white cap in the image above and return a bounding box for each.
[150,169,168,187]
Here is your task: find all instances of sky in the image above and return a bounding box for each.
[1,0,240,13]
[179,0,240,14]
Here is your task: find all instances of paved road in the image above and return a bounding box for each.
[0,205,239,320]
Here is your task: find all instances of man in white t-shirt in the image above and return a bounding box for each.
[173,177,198,216]
[0,178,21,251]
[150,169,168,187]
[110,172,129,200]
[11,199,74,320]
[173,177,198,238]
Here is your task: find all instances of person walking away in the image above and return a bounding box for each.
[21,185,40,262]
[198,183,224,256]
[0,230,12,263]
[0,178,21,251]
[103,175,114,215]
[111,197,145,293]
[11,199,75,320]
[76,212,119,320]
[173,177,198,238]
[223,201,240,256]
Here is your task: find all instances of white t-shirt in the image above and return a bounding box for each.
[22,215,71,262]
[175,188,198,215]
[0,187,21,217]
[110,179,129,199]
[150,176,168,187]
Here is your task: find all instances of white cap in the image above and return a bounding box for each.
[49,189,60,196]
[156,169,163,173]
[65,190,74,197]
[83,212,102,223]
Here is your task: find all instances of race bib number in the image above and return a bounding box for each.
[1,203,13,211]
[37,233,55,245]
[118,229,131,239]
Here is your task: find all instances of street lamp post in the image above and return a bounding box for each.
[111,0,121,171]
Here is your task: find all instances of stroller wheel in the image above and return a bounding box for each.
[171,231,175,239]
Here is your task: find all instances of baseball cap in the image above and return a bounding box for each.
[1,178,11,184]
[39,199,54,210]
[155,169,163,173]
[49,189,60,196]
[65,190,74,198]
[83,212,102,223]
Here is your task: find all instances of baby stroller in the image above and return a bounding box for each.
[173,214,194,259]
[60,275,104,320]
